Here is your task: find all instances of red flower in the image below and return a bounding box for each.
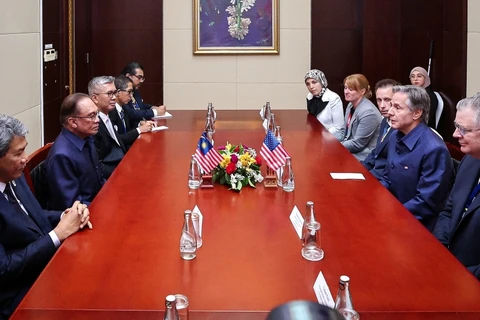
[226,162,236,174]
[234,146,240,152]
[255,156,262,166]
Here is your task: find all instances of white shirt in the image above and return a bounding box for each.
[99,111,121,146]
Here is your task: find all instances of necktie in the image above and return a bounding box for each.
[4,182,28,216]
[119,110,127,133]
[381,123,391,143]
[85,138,105,185]
[464,178,480,216]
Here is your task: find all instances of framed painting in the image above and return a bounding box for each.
[193,0,279,55]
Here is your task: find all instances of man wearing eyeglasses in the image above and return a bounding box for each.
[88,76,127,179]
[46,93,105,211]
[0,114,92,319]
[433,95,480,280]
[110,75,155,150]
[379,85,452,231]
[121,61,167,121]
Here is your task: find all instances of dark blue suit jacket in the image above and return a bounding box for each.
[123,89,155,121]
[380,123,453,230]
[46,128,104,210]
[0,176,61,319]
[433,155,480,279]
[361,118,392,179]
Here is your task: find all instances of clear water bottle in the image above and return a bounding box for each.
[302,201,315,246]
[164,295,180,320]
[188,155,202,189]
[267,113,276,133]
[281,157,295,192]
[334,275,360,320]
[301,219,324,261]
[264,101,272,120]
[180,210,197,260]
[275,125,282,143]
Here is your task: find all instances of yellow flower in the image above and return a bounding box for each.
[220,155,231,168]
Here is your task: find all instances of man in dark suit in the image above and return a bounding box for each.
[121,61,167,122]
[88,76,127,179]
[0,114,91,319]
[361,79,400,179]
[379,85,452,231]
[110,75,154,150]
[433,95,480,280]
[46,93,105,210]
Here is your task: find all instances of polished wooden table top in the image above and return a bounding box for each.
[12,111,480,320]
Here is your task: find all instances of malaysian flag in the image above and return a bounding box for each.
[195,132,223,173]
[260,131,290,171]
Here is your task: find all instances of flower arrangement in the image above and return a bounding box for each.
[213,142,263,191]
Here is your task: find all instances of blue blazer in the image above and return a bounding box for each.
[123,89,155,121]
[380,123,452,230]
[433,155,480,279]
[46,128,104,210]
[361,118,392,179]
[0,176,61,319]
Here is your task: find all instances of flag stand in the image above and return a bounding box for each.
[201,171,214,188]
[264,166,278,188]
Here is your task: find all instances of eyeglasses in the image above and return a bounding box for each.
[454,121,480,136]
[131,74,146,81]
[72,111,99,121]
[94,90,119,98]
[119,89,134,95]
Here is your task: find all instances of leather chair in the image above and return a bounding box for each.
[23,142,53,209]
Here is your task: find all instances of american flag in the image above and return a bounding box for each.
[194,132,223,173]
[260,131,290,170]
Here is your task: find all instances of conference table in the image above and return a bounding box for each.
[12,110,480,319]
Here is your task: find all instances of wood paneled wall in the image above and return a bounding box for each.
[311,0,467,144]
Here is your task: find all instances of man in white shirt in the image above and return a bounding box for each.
[89,76,127,179]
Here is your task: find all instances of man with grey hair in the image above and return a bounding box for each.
[0,114,91,319]
[433,95,480,280]
[89,76,126,179]
[379,85,452,231]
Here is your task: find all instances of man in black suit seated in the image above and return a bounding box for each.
[433,95,480,280]
[361,79,400,178]
[110,75,154,150]
[0,114,91,319]
[120,61,167,121]
[88,76,127,179]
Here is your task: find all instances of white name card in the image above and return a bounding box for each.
[289,205,304,239]
[192,205,203,236]
[330,173,365,180]
[313,271,335,308]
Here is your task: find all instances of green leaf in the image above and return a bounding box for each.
[237,180,242,190]
[225,173,230,183]
[248,177,255,187]
[220,174,226,184]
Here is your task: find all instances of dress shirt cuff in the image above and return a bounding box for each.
[152,108,158,116]
[49,230,61,248]
[136,127,141,134]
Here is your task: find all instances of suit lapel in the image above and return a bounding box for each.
[8,180,47,234]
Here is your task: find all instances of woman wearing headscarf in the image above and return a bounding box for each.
[341,73,382,161]
[409,66,439,128]
[305,69,345,140]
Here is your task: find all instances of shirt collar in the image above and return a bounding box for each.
[62,127,88,151]
[395,122,428,151]
[0,181,7,193]
[98,111,109,124]
[115,103,123,114]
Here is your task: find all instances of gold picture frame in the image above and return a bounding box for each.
[193,0,279,55]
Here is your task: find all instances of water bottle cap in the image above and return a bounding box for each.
[340,275,350,282]
[306,201,314,206]
[166,295,176,302]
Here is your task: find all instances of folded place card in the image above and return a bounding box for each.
[313,271,335,308]
[192,205,203,236]
[330,173,365,180]
[289,205,304,239]
[151,126,169,132]
[152,111,173,120]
